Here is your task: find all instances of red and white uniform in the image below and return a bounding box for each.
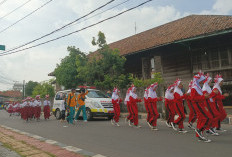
[43,99,51,120]
[173,79,186,129]
[7,104,13,114]
[202,75,221,129]
[144,87,150,122]
[23,99,30,121]
[211,75,227,129]
[129,86,142,126]
[34,96,42,120]
[165,85,175,124]
[191,73,213,137]
[147,83,162,127]
[186,81,197,125]
[125,87,133,123]
[111,88,122,123]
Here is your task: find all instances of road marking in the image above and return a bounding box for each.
[45,140,58,144]
[93,154,107,157]
[63,146,82,152]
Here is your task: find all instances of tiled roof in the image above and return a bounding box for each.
[99,15,232,56]
[0,90,22,98]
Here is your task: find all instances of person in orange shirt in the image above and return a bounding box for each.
[75,88,88,122]
[67,88,77,124]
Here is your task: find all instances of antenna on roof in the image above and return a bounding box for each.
[135,22,137,34]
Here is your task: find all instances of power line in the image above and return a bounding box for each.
[0,0,153,56]
[2,0,116,54]
[0,0,53,34]
[0,0,33,21]
[0,0,7,6]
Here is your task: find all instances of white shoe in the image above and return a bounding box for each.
[204,138,212,143]
[128,121,133,127]
[125,118,128,123]
[179,129,188,133]
[166,122,172,128]
[134,125,141,128]
[171,122,177,131]
[111,119,115,125]
[151,126,158,131]
[217,128,227,132]
[147,121,152,128]
[83,120,88,122]
[115,123,120,127]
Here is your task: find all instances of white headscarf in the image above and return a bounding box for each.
[213,75,223,94]
[112,87,119,100]
[148,83,158,98]
[165,85,174,100]
[192,72,205,95]
[129,86,138,99]
[124,87,131,104]
[202,75,213,102]
[174,79,183,96]
[144,87,149,99]
[187,80,193,94]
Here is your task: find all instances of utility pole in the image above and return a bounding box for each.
[22,80,25,99]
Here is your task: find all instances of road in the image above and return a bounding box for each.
[0,110,231,157]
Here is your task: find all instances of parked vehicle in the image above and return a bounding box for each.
[52,88,114,120]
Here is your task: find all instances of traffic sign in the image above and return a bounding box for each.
[0,45,5,51]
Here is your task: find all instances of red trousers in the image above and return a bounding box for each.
[127,103,133,123]
[165,100,175,123]
[187,100,197,124]
[34,106,41,119]
[192,101,213,137]
[144,99,151,122]
[215,101,227,129]
[130,102,139,126]
[174,102,186,129]
[23,106,30,120]
[148,101,159,127]
[113,103,120,123]
[205,100,221,128]
[43,106,50,119]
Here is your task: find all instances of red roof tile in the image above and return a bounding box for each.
[94,15,232,56]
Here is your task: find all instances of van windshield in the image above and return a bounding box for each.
[87,91,109,98]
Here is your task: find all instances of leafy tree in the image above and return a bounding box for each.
[25,81,38,96]
[54,46,85,89]
[32,82,55,98]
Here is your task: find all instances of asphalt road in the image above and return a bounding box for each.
[0,110,231,157]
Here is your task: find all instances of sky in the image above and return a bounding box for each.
[0,0,232,90]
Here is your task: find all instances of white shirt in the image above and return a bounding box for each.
[43,100,51,106]
[61,101,65,111]
[34,100,42,107]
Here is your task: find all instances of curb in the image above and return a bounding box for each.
[0,125,106,157]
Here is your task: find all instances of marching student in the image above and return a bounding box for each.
[20,100,25,119]
[43,95,51,120]
[129,85,142,128]
[75,88,88,122]
[34,95,42,121]
[29,97,34,119]
[60,94,66,122]
[164,84,175,128]
[171,79,187,133]
[144,87,151,125]
[7,103,13,116]
[191,72,212,142]
[23,97,30,122]
[202,74,220,135]
[31,98,35,119]
[211,74,229,132]
[124,86,133,126]
[186,81,197,129]
[147,83,162,130]
[111,87,122,126]
[67,88,77,124]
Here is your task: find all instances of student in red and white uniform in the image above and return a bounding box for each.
[164,84,175,128]
[144,87,151,125]
[7,103,13,116]
[23,97,30,121]
[20,100,25,119]
[29,97,34,119]
[186,81,197,129]
[111,87,122,126]
[129,85,142,128]
[125,85,133,126]
[202,74,220,135]
[147,83,162,131]
[191,72,212,142]
[43,95,51,120]
[171,79,187,133]
[34,95,42,121]
[211,74,229,132]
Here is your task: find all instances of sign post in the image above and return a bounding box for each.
[0,45,5,51]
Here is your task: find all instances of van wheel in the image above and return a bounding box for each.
[55,109,61,120]
[86,108,93,121]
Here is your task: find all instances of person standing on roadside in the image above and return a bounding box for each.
[67,88,77,124]
[75,88,88,122]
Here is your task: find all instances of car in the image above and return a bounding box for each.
[52,88,114,121]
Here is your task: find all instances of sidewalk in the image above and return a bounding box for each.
[0,126,83,157]
[0,142,21,157]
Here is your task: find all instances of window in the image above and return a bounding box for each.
[210,50,219,69]
[220,49,229,67]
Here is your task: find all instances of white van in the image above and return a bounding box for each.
[52,89,114,120]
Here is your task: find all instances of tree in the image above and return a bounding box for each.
[32,82,55,98]
[54,46,85,89]
[25,81,38,96]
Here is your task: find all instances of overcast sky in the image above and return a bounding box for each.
[0,0,232,90]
